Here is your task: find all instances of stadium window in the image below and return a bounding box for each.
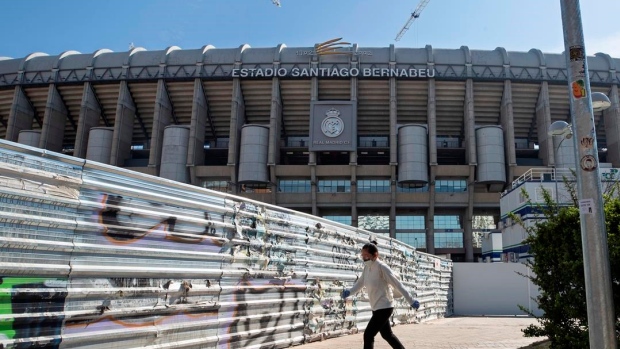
[318,179,351,193]
[278,179,311,193]
[322,215,352,226]
[395,216,425,248]
[396,216,425,230]
[241,183,272,193]
[357,179,390,193]
[201,180,230,193]
[434,215,461,229]
[395,233,426,248]
[434,232,463,248]
[435,179,467,192]
[397,183,428,192]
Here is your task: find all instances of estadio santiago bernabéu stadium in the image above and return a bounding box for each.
[0,40,618,262]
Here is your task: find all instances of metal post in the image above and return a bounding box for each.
[560,1,617,347]
[553,135,568,202]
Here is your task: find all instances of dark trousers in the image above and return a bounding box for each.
[363,307,405,349]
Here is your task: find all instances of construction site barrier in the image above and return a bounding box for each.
[0,140,452,348]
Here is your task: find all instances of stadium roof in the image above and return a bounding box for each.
[0,45,617,149]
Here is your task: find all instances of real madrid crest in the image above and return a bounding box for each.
[321,108,344,138]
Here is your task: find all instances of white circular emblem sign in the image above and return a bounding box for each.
[321,108,344,138]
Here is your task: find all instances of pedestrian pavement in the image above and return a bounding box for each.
[298,316,547,349]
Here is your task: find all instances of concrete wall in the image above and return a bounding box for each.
[453,263,542,317]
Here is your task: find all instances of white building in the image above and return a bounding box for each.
[489,165,620,263]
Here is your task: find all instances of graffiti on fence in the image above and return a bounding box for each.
[93,193,228,251]
[0,277,68,347]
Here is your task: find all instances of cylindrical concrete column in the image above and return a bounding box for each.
[397,124,428,184]
[17,130,41,147]
[238,124,269,184]
[86,127,114,164]
[475,125,506,184]
[160,125,190,183]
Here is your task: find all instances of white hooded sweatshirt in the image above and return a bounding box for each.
[349,259,415,311]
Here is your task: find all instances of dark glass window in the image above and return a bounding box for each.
[278,179,311,193]
[318,180,351,193]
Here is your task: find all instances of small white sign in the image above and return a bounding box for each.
[579,199,595,215]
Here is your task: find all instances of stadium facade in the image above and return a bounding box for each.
[0,42,619,262]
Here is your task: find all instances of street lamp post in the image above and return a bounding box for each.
[560,1,617,347]
[548,120,573,203]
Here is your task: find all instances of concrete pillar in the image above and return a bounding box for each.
[268,78,282,204]
[160,125,190,183]
[464,80,477,165]
[387,46,399,236]
[148,79,174,174]
[86,127,114,164]
[74,82,102,158]
[350,61,358,230]
[426,79,437,254]
[110,81,136,167]
[536,82,553,166]
[500,80,517,183]
[39,84,68,152]
[465,166,475,262]
[309,53,319,217]
[604,85,620,167]
[17,130,41,147]
[187,78,208,185]
[6,86,35,142]
[464,199,474,262]
[464,79,476,262]
[389,61,397,239]
[227,78,245,194]
[427,167,437,254]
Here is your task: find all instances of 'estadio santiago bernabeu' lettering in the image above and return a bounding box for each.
[231,67,435,78]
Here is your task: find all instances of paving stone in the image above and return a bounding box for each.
[298,316,546,349]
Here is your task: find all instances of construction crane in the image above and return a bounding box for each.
[272,0,281,7]
[395,0,431,41]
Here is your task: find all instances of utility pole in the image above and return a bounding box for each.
[560,1,617,348]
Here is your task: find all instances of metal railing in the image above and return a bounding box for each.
[503,167,577,197]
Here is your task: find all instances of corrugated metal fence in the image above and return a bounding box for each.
[0,140,453,349]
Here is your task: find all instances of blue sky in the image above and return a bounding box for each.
[1,0,619,59]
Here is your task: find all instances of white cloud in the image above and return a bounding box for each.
[586,31,620,58]
[546,31,620,59]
